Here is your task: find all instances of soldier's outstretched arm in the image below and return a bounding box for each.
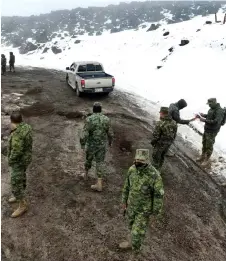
[122,167,133,205]
[8,135,24,166]
[151,122,161,146]
[152,172,164,216]
[80,119,89,149]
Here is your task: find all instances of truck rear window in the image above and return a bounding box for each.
[78,64,103,72]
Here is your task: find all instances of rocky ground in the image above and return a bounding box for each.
[1,68,226,261]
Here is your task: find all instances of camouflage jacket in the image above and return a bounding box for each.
[1,57,6,66]
[203,103,224,133]
[122,164,164,215]
[151,116,177,146]
[8,123,33,167]
[80,113,113,149]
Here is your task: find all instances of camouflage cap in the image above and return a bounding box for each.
[207,98,217,104]
[93,102,102,107]
[134,149,150,164]
[159,107,169,113]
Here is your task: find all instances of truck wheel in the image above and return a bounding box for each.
[75,83,82,97]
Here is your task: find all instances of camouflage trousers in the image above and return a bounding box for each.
[85,146,106,178]
[10,165,27,200]
[1,65,6,74]
[152,142,172,170]
[202,132,218,158]
[127,208,150,252]
[9,63,15,72]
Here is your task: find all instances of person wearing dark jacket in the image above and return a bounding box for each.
[9,52,15,72]
[1,54,7,75]
[196,98,224,167]
[169,99,195,125]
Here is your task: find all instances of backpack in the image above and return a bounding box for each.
[222,107,226,126]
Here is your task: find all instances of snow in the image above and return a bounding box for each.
[2,11,226,177]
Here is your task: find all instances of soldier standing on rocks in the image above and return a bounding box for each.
[9,52,15,72]
[120,149,164,253]
[8,112,33,218]
[151,107,177,170]
[196,98,225,167]
[1,54,7,75]
[80,102,113,191]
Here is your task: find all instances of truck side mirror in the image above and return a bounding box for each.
[66,67,69,70]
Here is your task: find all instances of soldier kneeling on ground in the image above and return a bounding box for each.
[8,112,33,218]
[196,98,225,168]
[120,149,164,253]
[151,107,177,171]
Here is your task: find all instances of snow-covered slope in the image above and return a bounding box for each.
[2,11,226,177]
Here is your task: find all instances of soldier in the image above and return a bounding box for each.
[151,107,177,170]
[1,54,7,75]
[9,52,15,72]
[169,99,196,125]
[196,98,225,167]
[8,111,33,218]
[80,102,113,191]
[120,149,164,253]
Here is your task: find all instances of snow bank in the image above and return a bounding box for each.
[2,12,226,177]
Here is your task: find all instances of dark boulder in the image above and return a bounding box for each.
[51,46,62,54]
[110,28,121,34]
[19,42,38,54]
[157,66,162,69]
[163,31,170,36]
[168,47,174,52]
[206,21,212,24]
[147,24,160,32]
[71,35,77,38]
[74,40,81,44]
[42,47,49,54]
[179,39,190,46]
[196,29,201,32]
[96,31,102,36]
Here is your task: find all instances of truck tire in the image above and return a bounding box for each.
[75,83,82,97]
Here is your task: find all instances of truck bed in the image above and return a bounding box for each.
[76,72,113,79]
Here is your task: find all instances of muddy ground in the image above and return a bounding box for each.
[1,68,226,261]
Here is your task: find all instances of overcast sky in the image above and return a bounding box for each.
[1,0,135,16]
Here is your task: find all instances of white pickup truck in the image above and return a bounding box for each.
[65,61,115,97]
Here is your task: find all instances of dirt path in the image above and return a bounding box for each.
[1,68,226,261]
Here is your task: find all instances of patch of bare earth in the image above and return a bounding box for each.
[1,68,226,261]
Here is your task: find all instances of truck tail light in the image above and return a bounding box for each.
[112,77,115,87]
[81,79,85,88]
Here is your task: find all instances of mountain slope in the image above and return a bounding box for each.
[1,1,226,53]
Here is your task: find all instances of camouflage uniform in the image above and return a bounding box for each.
[151,107,177,170]
[80,112,113,178]
[1,54,6,75]
[122,149,164,252]
[201,98,224,160]
[8,123,33,200]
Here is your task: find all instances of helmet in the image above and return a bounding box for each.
[159,106,169,114]
[134,149,150,164]
[207,98,217,104]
